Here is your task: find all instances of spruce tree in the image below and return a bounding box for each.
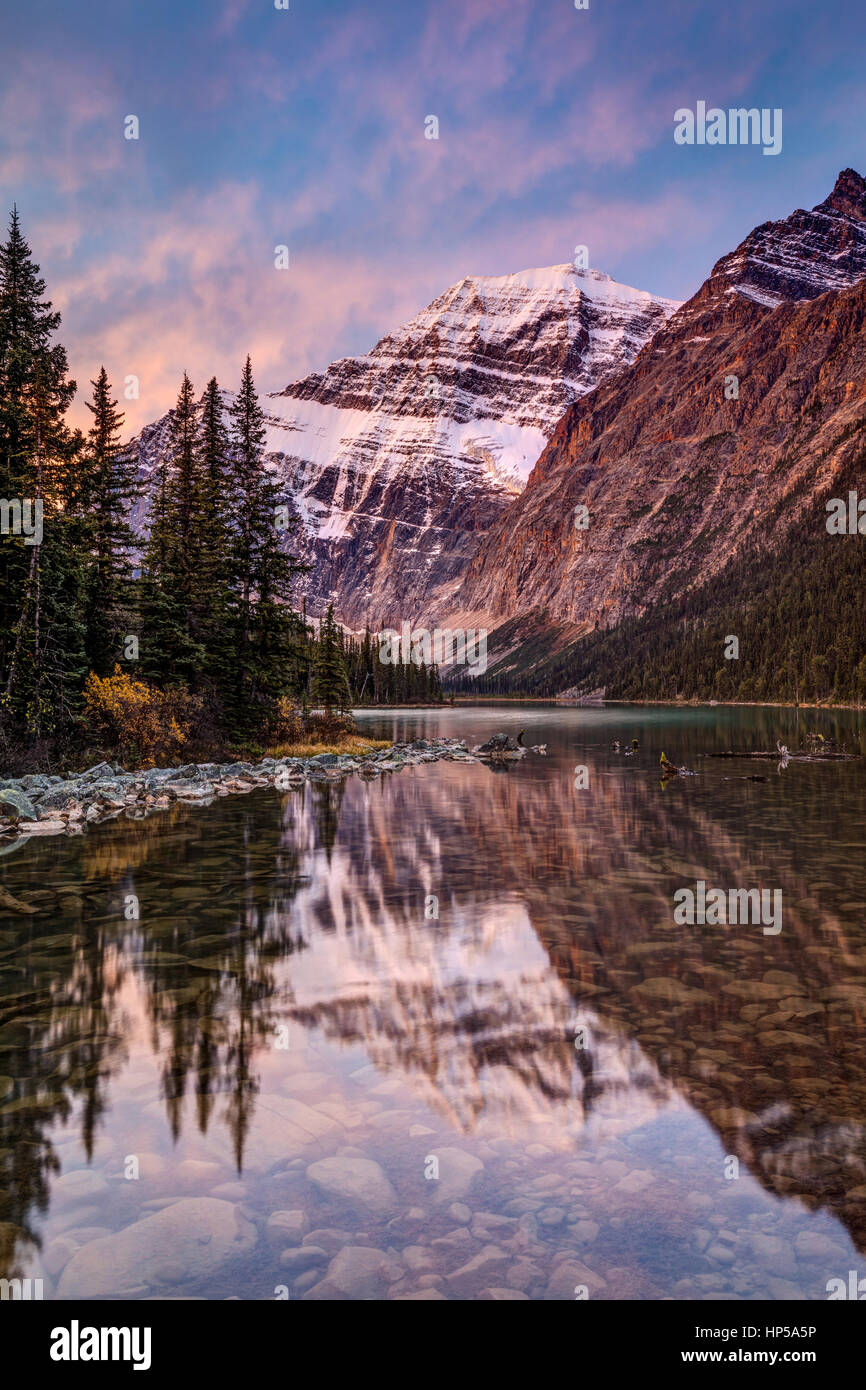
[0,208,84,738]
[313,603,352,714]
[227,355,306,732]
[139,372,203,686]
[193,376,235,695]
[80,367,141,676]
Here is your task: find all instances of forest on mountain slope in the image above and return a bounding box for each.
[456,437,866,706]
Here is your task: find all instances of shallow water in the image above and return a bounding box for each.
[2,703,866,1301]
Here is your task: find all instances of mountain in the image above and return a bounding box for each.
[127,265,679,626]
[453,170,866,646]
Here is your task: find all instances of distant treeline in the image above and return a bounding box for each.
[341,628,444,705]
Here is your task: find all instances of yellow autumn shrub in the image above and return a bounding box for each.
[83,666,199,766]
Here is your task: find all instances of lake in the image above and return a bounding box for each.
[2,703,866,1301]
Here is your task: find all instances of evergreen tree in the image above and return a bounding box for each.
[80,367,141,676]
[193,376,235,694]
[0,207,84,738]
[139,372,203,686]
[227,355,306,731]
[313,603,351,714]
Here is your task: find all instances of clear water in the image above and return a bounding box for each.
[2,703,866,1300]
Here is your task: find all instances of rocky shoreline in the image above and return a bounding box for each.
[0,738,481,844]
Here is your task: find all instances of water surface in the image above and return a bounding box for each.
[2,704,866,1300]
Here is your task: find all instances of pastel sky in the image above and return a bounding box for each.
[1,0,864,434]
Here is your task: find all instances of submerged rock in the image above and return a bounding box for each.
[306,1156,397,1216]
[303,1245,403,1300]
[56,1197,258,1299]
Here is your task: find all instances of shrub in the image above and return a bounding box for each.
[83,666,201,767]
[271,697,304,746]
[305,710,356,743]
[270,699,355,747]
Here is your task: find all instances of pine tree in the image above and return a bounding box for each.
[194,376,235,695]
[139,372,203,686]
[227,355,307,732]
[313,604,352,714]
[80,367,141,676]
[0,207,84,738]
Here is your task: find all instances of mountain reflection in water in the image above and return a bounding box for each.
[1,704,865,1300]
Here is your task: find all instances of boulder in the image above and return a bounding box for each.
[303,1246,402,1300]
[0,789,38,822]
[306,1156,397,1216]
[57,1198,257,1299]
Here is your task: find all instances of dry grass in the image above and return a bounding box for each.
[266,735,391,759]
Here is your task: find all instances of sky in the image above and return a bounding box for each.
[1,0,864,435]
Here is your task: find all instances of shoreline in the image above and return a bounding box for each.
[0,738,478,848]
[442,697,866,712]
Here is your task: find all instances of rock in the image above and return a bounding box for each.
[765,1276,806,1300]
[446,1245,510,1295]
[18,773,52,792]
[432,1228,473,1252]
[304,1246,403,1300]
[44,1235,83,1278]
[393,1288,448,1300]
[306,1157,397,1217]
[537,1206,565,1226]
[302,1228,354,1256]
[53,1169,110,1208]
[749,1232,796,1274]
[57,1198,258,1299]
[793,1230,845,1260]
[473,733,524,758]
[506,1258,544,1291]
[0,789,37,822]
[20,818,67,834]
[471,1211,518,1241]
[402,1246,435,1273]
[448,1203,472,1225]
[279,1245,328,1272]
[629,977,712,1006]
[210,1182,247,1201]
[570,1219,600,1244]
[612,1170,654,1196]
[266,1210,308,1247]
[32,785,79,811]
[175,1159,222,1188]
[429,1147,484,1203]
[546,1259,608,1299]
[479,1287,529,1300]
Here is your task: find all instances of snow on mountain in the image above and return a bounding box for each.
[128,262,679,627]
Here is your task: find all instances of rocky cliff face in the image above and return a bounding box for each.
[455,170,866,629]
[127,265,678,627]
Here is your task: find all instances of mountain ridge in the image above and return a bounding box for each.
[452,169,866,634]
